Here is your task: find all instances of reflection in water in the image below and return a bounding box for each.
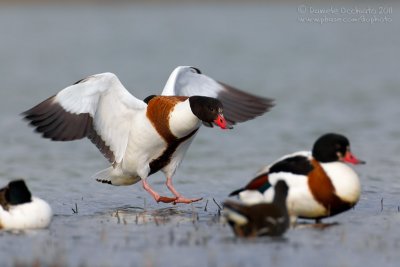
[111,206,198,225]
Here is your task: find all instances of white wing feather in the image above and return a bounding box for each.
[161,66,219,97]
[161,66,273,125]
[24,73,146,164]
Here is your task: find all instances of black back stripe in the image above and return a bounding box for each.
[269,155,314,176]
[143,95,157,104]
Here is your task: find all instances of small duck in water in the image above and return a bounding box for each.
[0,180,52,230]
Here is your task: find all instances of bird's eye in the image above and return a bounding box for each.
[209,107,214,112]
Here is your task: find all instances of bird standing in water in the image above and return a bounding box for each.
[23,66,273,204]
[229,133,364,222]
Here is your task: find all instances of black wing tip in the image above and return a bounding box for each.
[21,95,57,117]
[218,81,275,102]
[96,179,112,185]
[251,97,275,116]
[263,98,275,110]
[20,110,29,117]
[217,81,276,123]
[228,188,244,197]
[22,96,95,142]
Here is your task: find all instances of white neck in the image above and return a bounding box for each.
[321,162,361,203]
[169,99,201,138]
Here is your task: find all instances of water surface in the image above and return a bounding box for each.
[0,2,399,267]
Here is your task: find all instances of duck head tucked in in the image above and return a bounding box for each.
[2,180,32,207]
[0,180,52,230]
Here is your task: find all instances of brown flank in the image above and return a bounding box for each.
[308,159,354,218]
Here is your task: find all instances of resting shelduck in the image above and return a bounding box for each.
[0,180,52,230]
[229,133,365,221]
[23,66,273,204]
[224,180,289,237]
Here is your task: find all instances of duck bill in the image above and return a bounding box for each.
[343,151,366,165]
[213,114,232,130]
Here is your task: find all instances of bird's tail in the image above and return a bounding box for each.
[228,174,270,197]
[92,167,140,186]
[228,188,245,197]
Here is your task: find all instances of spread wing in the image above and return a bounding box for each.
[161,66,274,125]
[22,73,147,164]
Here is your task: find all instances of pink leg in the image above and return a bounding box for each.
[142,179,176,203]
[166,177,203,204]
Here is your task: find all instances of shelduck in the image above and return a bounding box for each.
[229,133,364,221]
[0,180,52,230]
[23,66,273,204]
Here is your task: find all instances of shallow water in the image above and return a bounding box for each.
[0,2,399,267]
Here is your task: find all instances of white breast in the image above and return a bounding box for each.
[321,162,361,203]
[168,100,201,138]
[122,113,167,177]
